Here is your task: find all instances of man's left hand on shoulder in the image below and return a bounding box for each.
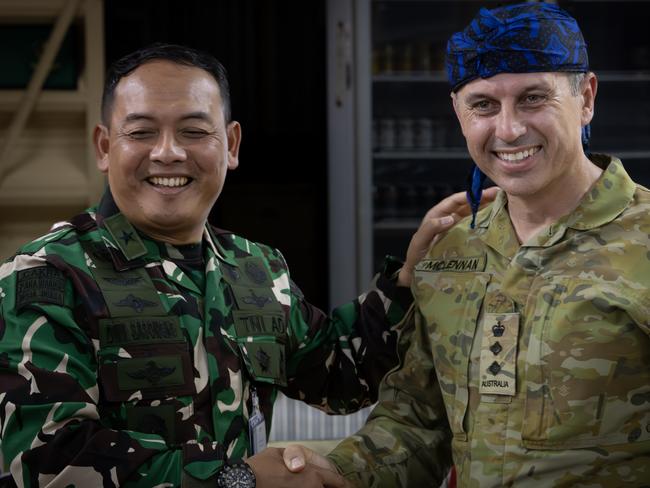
[398,187,499,286]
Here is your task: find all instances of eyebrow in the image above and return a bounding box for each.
[123,111,214,123]
[463,83,553,104]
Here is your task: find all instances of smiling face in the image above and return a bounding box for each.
[94,60,241,244]
[452,71,596,206]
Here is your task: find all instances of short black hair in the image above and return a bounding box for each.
[101,42,231,125]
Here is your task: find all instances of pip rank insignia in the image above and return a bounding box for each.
[479,312,519,396]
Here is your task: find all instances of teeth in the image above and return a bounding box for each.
[149,176,189,187]
[497,147,540,162]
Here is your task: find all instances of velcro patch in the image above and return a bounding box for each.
[242,342,286,386]
[230,285,283,313]
[232,311,286,337]
[99,316,183,347]
[16,267,66,311]
[416,255,486,273]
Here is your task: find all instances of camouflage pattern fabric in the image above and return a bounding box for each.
[328,156,650,487]
[0,189,409,487]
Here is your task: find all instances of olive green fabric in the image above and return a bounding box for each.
[329,157,650,487]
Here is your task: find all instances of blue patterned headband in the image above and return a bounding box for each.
[446,2,588,91]
[446,2,590,228]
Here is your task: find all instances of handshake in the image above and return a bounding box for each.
[244,445,350,488]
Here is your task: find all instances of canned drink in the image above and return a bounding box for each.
[379,118,396,151]
[414,118,433,150]
[397,118,415,150]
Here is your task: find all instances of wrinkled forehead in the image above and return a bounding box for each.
[454,71,567,99]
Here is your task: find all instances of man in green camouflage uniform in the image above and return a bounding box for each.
[0,44,475,487]
[284,3,650,487]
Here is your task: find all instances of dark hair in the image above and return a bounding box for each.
[101,42,231,125]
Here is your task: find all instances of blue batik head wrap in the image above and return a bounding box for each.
[446,2,590,228]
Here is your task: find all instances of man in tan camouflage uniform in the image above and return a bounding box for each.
[283,3,650,487]
[0,44,489,487]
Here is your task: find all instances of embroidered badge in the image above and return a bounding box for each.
[126,360,176,385]
[415,255,486,273]
[119,230,135,246]
[256,348,271,373]
[102,276,144,286]
[480,312,519,397]
[16,267,66,311]
[223,265,241,282]
[492,321,505,337]
[115,294,158,313]
[245,261,268,285]
[489,342,503,355]
[488,361,502,375]
[242,290,272,308]
[100,316,182,347]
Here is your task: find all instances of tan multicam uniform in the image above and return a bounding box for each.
[329,156,650,487]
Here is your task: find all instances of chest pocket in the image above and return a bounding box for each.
[222,257,288,387]
[413,270,490,438]
[522,278,650,449]
[97,314,195,402]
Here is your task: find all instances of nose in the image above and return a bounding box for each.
[150,131,187,164]
[494,105,526,143]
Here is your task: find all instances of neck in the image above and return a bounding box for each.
[140,225,205,246]
[507,156,602,243]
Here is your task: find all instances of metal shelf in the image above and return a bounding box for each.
[374,219,420,231]
[593,150,650,159]
[374,149,469,159]
[373,72,447,83]
[596,72,650,82]
[373,71,650,83]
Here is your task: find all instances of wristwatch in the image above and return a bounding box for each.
[216,460,256,488]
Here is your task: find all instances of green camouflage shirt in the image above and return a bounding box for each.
[329,156,650,487]
[0,189,409,487]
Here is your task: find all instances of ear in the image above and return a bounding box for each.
[226,121,242,170]
[94,124,111,173]
[580,72,598,126]
[450,91,466,136]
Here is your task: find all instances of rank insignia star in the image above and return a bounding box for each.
[119,230,135,246]
[256,348,271,372]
